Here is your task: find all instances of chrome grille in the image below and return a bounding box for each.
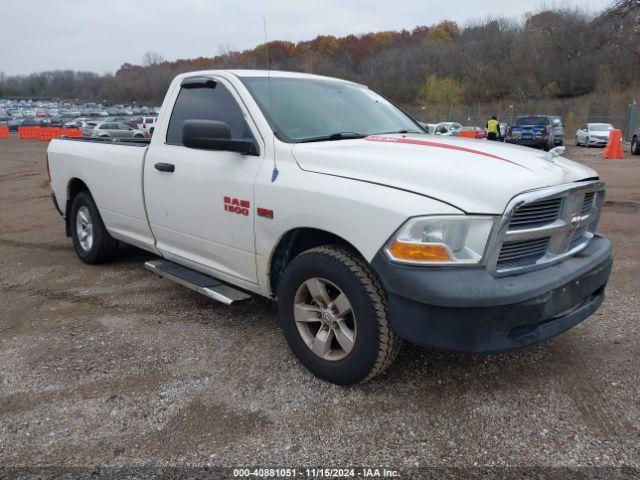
[488,181,605,275]
[497,237,551,268]
[509,198,563,229]
[581,192,595,216]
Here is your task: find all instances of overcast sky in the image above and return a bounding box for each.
[1,0,613,76]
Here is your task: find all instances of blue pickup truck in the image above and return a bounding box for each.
[505,115,564,151]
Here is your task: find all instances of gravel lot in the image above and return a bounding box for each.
[0,136,638,477]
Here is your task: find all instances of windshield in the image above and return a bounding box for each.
[589,123,614,131]
[516,116,549,126]
[240,76,422,142]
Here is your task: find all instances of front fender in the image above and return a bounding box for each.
[254,162,462,293]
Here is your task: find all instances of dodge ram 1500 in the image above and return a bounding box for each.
[47,70,613,385]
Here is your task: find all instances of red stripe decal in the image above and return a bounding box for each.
[365,135,533,171]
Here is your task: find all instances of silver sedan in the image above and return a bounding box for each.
[574,123,614,147]
[91,122,146,139]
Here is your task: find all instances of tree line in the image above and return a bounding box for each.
[0,1,638,107]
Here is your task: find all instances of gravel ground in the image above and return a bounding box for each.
[0,136,638,477]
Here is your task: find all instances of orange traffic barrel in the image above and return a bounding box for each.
[459,130,476,138]
[604,129,624,159]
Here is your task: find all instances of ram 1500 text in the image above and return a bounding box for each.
[47,70,613,385]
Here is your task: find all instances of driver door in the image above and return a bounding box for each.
[144,77,264,284]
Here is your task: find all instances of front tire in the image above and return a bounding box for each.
[277,245,400,385]
[631,136,640,155]
[70,192,118,264]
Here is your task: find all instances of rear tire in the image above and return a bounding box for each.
[70,192,118,264]
[277,245,400,385]
[631,136,640,155]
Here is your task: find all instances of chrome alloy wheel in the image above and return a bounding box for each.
[76,205,94,251]
[293,277,357,361]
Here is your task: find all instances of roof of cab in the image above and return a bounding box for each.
[176,69,361,86]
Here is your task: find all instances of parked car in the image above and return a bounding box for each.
[91,122,145,138]
[505,115,560,151]
[549,116,565,146]
[20,117,41,128]
[418,122,437,134]
[47,70,612,385]
[631,126,640,155]
[499,122,508,140]
[136,116,157,136]
[39,117,64,127]
[575,123,615,147]
[452,126,487,139]
[8,118,24,132]
[81,121,101,137]
[122,117,141,129]
[434,122,462,136]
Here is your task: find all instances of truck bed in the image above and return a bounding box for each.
[48,136,155,252]
[60,136,151,147]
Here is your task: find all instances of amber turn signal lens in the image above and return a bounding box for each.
[388,241,451,262]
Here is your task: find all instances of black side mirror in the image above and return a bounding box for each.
[182,119,259,156]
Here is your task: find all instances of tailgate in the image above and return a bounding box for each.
[510,125,546,138]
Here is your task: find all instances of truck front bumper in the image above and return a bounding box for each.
[371,236,613,353]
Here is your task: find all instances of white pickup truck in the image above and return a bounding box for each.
[47,70,613,385]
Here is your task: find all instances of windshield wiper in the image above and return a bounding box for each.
[297,132,366,143]
[375,129,422,135]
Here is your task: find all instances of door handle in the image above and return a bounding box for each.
[154,162,175,172]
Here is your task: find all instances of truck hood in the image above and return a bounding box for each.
[291,134,598,213]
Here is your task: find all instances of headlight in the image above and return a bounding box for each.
[384,216,497,265]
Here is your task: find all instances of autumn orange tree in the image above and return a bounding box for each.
[2,5,638,106]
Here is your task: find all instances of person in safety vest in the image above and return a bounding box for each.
[486,115,500,141]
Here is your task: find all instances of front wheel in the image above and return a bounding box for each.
[277,246,400,385]
[631,136,640,155]
[70,192,119,264]
[575,136,580,146]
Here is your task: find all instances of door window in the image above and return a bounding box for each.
[166,80,252,145]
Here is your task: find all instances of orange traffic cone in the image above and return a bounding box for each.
[603,129,624,159]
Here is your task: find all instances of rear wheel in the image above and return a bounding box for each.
[277,245,400,385]
[631,136,640,155]
[70,192,118,264]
